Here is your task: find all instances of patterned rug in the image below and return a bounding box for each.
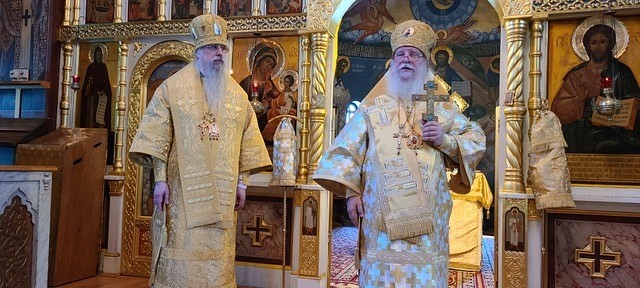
[330,227,495,288]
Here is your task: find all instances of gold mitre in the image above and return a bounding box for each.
[391,20,436,57]
[190,14,228,50]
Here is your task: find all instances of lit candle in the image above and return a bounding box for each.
[601,77,612,88]
[70,75,81,91]
[252,81,259,93]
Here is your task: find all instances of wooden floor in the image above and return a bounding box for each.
[57,275,258,288]
[57,275,149,288]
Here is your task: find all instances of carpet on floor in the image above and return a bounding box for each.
[330,227,495,288]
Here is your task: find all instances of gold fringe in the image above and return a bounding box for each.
[385,214,434,241]
[535,193,575,210]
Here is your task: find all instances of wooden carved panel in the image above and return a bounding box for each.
[0,196,33,288]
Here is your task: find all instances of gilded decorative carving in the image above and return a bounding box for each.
[504,251,526,288]
[298,189,320,276]
[294,188,303,207]
[574,236,621,278]
[59,16,306,40]
[532,0,640,14]
[307,0,333,31]
[133,42,147,57]
[122,41,194,276]
[527,199,541,220]
[112,40,129,175]
[502,19,528,194]
[501,0,532,17]
[308,33,329,179]
[107,179,124,197]
[60,41,73,128]
[297,35,311,184]
[139,229,152,257]
[300,235,320,276]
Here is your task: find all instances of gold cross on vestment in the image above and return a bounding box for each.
[412,81,450,122]
[365,97,396,125]
[393,130,409,155]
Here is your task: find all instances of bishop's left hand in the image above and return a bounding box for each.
[421,120,444,147]
[235,186,246,211]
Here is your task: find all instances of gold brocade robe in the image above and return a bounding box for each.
[314,75,485,287]
[129,63,271,287]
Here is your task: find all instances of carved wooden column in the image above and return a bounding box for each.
[63,0,71,25]
[502,18,528,195]
[72,0,81,25]
[60,41,73,128]
[498,0,533,286]
[528,20,544,127]
[297,35,311,184]
[114,0,123,22]
[158,0,167,20]
[308,33,329,181]
[109,40,128,175]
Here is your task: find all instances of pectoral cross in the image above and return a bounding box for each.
[393,129,408,155]
[412,81,450,122]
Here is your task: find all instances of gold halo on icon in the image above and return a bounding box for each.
[430,46,454,66]
[246,39,286,79]
[88,43,109,63]
[571,15,629,61]
[277,70,299,92]
[336,56,351,73]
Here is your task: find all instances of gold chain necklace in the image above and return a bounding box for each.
[394,100,423,155]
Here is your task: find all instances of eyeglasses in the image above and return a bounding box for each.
[202,44,229,52]
[393,50,424,62]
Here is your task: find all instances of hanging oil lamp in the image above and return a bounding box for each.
[592,76,622,121]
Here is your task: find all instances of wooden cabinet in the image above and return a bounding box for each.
[15,128,107,286]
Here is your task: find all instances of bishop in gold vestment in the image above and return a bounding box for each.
[129,15,270,287]
[314,20,485,287]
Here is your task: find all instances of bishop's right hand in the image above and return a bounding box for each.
[347,196,364,226]
[154,181,170,211]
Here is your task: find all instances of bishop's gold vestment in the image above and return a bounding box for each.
[314,76,485,288]
[129,63,271,287]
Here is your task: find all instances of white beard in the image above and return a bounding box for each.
[196,56,227,108]
[388,61,432,103]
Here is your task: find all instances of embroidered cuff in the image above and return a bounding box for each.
[152,157,167,182]
[436,134,459,157]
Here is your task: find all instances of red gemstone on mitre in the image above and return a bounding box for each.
[601,77,612,88]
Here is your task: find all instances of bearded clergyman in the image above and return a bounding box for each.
[314,20,486,287]
[129,14,271,287]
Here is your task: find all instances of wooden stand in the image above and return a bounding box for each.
[16,128,107,286]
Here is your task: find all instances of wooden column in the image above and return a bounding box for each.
[308,32,329,181]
